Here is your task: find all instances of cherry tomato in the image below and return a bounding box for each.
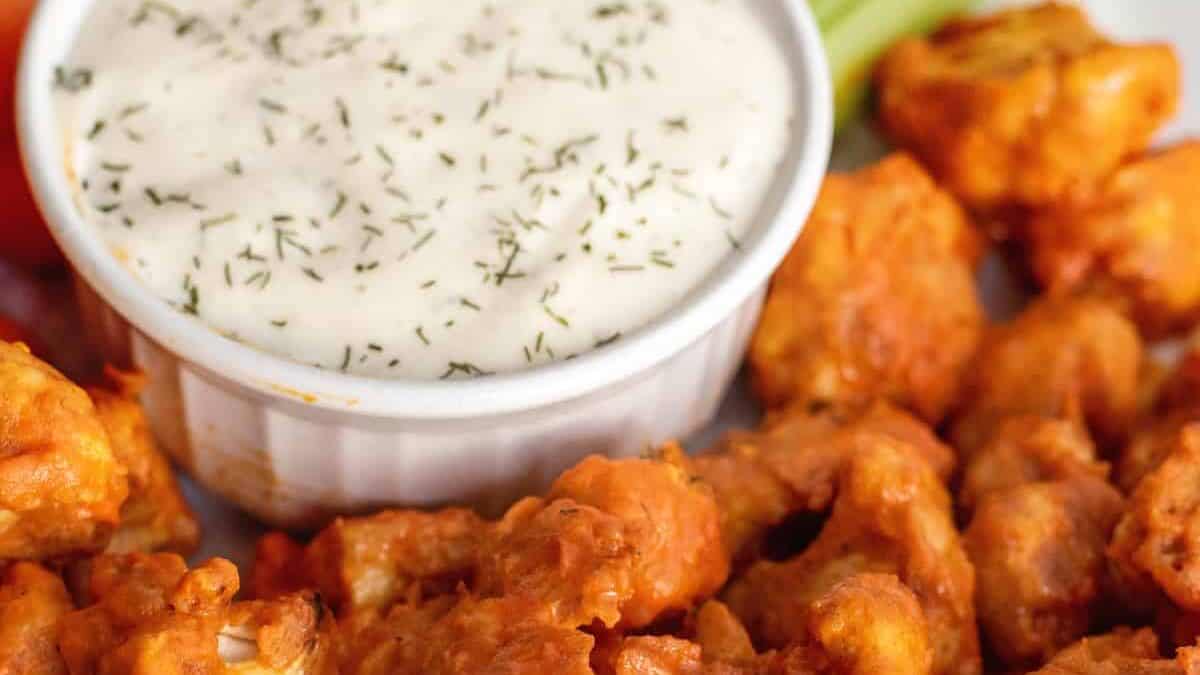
[0,0,62,269]
[0,315,34,346]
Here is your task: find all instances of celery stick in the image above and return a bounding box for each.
[809,0,864,32]
[816,0,975,130]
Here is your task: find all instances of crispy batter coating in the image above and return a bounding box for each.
[0,341,127,560]
[691,601,756,665]
[876,3,1180,212]
[1030,142,1200,336]
[1029,627,1190,675]
[480,453,727,630]
[255,507,484,614]
[477,496,636,629]
[957,415,1107,515]
[691,401,954,565]
[340,595,595,675]
[747,154,984,424]
[87,366,199,555]
[1109,425,1200,613]
[1118,347,1200,493]
[723,436,978,675]
[609,574,933,675]
[0,562,71,675]
[964,477,1124,668]
[950,296,1142,455]
[58,553,335,675]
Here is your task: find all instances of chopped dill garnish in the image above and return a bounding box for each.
[595,332,622,348]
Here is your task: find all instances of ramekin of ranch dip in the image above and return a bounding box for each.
[18,0,832,526]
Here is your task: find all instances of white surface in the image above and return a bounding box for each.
[18,0,831,419]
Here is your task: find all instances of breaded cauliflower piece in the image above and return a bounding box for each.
[1118,345,1200,493]
[965,477,1124,669]
[1109,425,1200,615]
[748,154,984,425]
[690,401,954,566]
[337,595,594,675]
[876,3,1179,212]
[57,553,336,675]
[0,562,72,674]
[87,367,199,556]
[609,574,933,675]
[253,507,484,615]
[480,454,728,630]
[1029,627,1192,675]
[0,341,127,560]
[1030,142,1200,337]
[957,415,1107,515]
[950,296,1142,455]
[722,436,979,675]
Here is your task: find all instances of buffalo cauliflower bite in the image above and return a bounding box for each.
[86,366,200,555]
[609,574,933,675]
[0,562,72,674]
[964,477,1124,669]
[1030,142,1200,337]
[57,553,336,675]
[1029,627,1194,675]
[1117,343,1200,493]
[950,296,1142,455]
[876,3,1180,213]
[722,435,979,675]
[337,595,594,675]
[690,401,955,566]
[0,341,128,560]
[481,453,727,630]
[1109,425,1200,615]
[253,507,484,615]
[747,153,984,425]
[957,415,1107,515]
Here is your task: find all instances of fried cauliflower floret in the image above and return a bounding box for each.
[0,341,127,560]
[0,562,72,675]
[950,296,1142,455]
[86,367,199,555]
[58,553,335,675]
[723,437,979,675]
[610,575,933,675]
[1109,425,1200,614]
[691,601,757,665]
[1030,627,1191,675]
[254,507,484,614]
[1118,344,1200,493]
[1030,142,1200,336]
[957,415,1107,514]
[690,401,954,566]
[747,154,984,424]
[477,496,636,629]
[876,3,1180,212]
[964,477,1124,669]
[341,595,595,675]
[480,454,728,630]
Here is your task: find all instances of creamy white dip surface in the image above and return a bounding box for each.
[56,0,794,378]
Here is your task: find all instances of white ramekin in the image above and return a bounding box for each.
[18,0,833,528]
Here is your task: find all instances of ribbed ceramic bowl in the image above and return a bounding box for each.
[17,0,832,527]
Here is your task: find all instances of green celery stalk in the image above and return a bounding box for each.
[813,0,976,130]
[809,0,863,31]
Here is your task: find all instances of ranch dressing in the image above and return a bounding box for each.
[56,0,795,379]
